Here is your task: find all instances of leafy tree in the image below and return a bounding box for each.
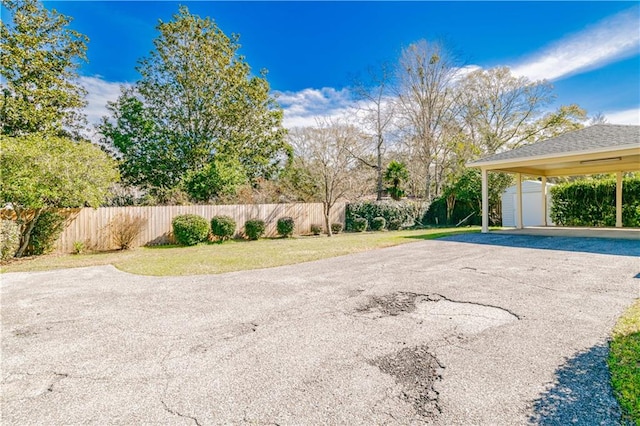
[0,0,88,137]
[426,169,513,226]
[384,160,409,200]
[182,157,247,203]
[100,6,290,201]
[0,134,118,257]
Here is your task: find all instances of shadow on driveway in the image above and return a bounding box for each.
[528,343,623,426]
[434,233,640,257]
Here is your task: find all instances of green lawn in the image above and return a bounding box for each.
[609,299,640,425]
[2,227,479,276]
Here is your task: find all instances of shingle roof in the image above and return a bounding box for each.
[468,124,640,165]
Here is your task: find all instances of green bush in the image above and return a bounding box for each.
[172,214,209,246]
[387,218,403,231]
[346,200,427,231]
[27,210,66,256]
[1,220,20,261]
[211,215,236,241]
[73,240,85,255]
[244,219,266,241]
[310,224,323,235]
[370,216,386,231]
[331,223,343,234]
[277,216,295,237]
[551,177,640,227]
[423,169,511,227]
[352,217,368,232]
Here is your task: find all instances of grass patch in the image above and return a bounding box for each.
[609,299,640,425]
[1,227,479,276]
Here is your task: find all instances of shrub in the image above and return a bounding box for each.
[346,200,428,231]
[1,220,20,261]
[172,214,209,246]
[370,216,386,231]
[73,240,85,255]
[244,219,266,241]
[27,210,66,256]
[387,218,403,231]
[422,169,511,226]
[551,177,640,227]
[109,213,148,250]
[310,224,323,235]
[352,217,368,232]
[211,215,237,241]
[277,216,295,237]
[331,223,343,234]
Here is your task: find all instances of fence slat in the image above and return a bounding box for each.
[44,202,346,253]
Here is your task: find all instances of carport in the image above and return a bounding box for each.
[467,124,640,233]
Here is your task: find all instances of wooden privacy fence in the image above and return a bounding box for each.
[54,202,346,253]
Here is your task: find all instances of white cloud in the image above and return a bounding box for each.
[604,108,640,125]
[274,87,359,129]
[510,5,640,81]
[78,78,360,132]
[79,76,129,126]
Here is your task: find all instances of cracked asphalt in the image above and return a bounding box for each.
[1,234,639,425]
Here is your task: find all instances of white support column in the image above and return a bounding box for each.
[616,172,623,228]
[515,173,523,229]
[481,168,489,233]
[541,176,548,227]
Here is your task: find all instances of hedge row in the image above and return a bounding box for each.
[550,177,640,227]
[170,214,306,245]
[345,200,428,231]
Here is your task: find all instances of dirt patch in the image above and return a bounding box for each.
[372,345,444,419]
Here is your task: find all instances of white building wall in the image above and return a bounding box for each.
[501,180,555,227]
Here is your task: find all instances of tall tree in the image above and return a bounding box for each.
[395,40,462,201]
[100,6,290,200]
[459,66,558,154]
[351,62,396,200]
[0,0,88,137]
[285,120,367,236]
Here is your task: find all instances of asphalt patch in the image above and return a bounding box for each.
[372,345,444,419]
[357,291,427,316]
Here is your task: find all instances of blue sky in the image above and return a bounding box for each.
[38,1,640,128]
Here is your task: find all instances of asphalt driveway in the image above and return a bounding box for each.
[2,234,638,425]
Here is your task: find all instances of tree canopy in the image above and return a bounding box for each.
[100,6,290,202]
[0,0,88,137]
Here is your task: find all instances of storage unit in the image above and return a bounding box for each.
[501,180,554,227]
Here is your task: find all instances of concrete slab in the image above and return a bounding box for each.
[1,234,638,425]
[495,226,640,240]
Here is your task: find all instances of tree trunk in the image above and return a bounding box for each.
[376,137,383,200]
[446,195,455,223]
[425,174,432,201]
[15,208,42,258]
[324,202,332,237]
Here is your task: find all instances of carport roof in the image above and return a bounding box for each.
[467,124,640,176]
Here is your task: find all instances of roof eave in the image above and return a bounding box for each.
[466,143,640,169]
